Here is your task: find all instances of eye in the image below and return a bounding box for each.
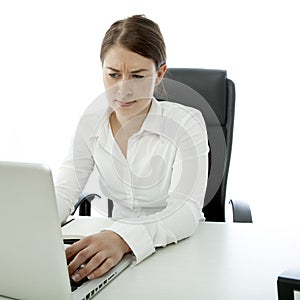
[108,73,120,79]
[131,74,144,79]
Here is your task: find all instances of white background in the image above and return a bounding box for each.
[1,0,299,224]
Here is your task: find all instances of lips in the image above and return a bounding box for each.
[115,100,136,107]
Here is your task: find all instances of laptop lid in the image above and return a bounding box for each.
[0,161,132,300]
[0,161,72,300]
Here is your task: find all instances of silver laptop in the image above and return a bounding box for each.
[0,161,132,300]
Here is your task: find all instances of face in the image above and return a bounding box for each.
[102,45,166,119]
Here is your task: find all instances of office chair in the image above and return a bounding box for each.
[74,68,252,223]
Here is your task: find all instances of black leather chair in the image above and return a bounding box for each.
[74,68,252,223]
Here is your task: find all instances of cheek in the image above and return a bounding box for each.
[103,76,114,89]
[105,85,118,104]
[133,78,156,99]
[103,76,118,102]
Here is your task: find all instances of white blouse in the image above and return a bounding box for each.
[55,97,209,264]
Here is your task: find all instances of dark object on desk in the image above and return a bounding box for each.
[73,68,252,223]
[278,269,300,300]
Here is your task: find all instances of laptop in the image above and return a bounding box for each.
[0,161,132,300]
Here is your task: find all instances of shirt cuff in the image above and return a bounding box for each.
[102,221,155,264]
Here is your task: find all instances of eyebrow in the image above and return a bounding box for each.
[106,67,149,73]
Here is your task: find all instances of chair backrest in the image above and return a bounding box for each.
[154,68,235,222]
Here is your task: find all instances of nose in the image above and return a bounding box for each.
[117,79,133,99]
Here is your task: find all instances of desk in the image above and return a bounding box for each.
[1,222,299,300]
[96,222,300,300]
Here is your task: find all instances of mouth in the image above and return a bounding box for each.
[115,100,137,108]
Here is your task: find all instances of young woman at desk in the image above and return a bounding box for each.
[55,15,209,283]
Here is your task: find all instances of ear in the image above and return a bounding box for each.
[155,64,167,86]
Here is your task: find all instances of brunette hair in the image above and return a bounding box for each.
[100,15,166,70]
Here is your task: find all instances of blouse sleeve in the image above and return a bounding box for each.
[55,102,109,223]
[55,123,96,223]
[103,109,209,264]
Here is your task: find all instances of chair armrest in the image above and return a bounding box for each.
[278,268,300,300]
[71,193,101,216]
[229,199,253,223]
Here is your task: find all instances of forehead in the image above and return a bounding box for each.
[103,45,155,71]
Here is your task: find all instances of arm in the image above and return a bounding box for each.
[56,103,111,222]
[55,134,95,223]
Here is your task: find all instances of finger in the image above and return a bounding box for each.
[68,246,95,277]
[72,251,106,282]
[65,239,87,261]
[87,257,115,280]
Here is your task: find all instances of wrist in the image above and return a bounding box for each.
[119,235,131,254]
[103,230,131,254]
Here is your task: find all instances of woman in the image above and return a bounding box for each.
[56,15,209,283]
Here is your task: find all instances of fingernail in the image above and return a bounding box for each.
[87,274,94,280]
[71,274,80,282]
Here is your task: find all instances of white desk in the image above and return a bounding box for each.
[1,222,299,299]
[95,222,300,300]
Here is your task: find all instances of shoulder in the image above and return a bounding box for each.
[159,100,201,115]
[158,100,206,128]
[77,101,110,133]
[74,100,110,148]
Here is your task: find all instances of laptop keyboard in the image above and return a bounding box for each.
[70,276,89,292]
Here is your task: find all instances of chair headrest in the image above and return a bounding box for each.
[155,68,228,126]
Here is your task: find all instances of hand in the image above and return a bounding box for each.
[66,230,131,282]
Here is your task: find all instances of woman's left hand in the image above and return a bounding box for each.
[66,230,131,282]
